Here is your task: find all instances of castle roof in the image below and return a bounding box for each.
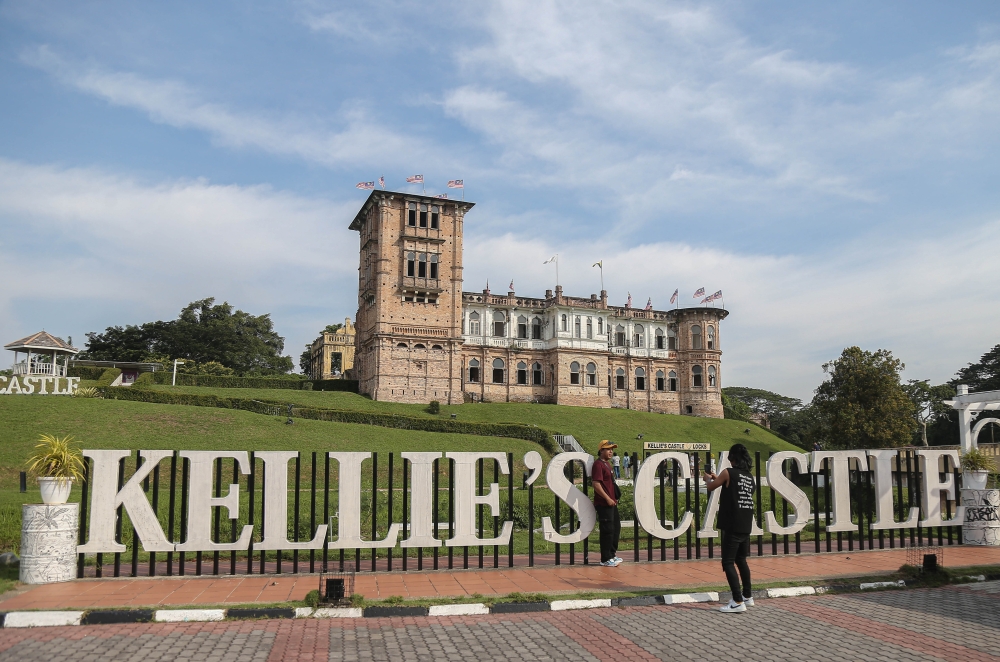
[349,190,475,231]
[4,331,79,354]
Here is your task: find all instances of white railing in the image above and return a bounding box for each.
[11,362,66,377]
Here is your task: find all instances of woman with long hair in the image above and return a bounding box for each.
[704,443,756,613]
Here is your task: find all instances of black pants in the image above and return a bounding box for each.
[720,530,751,603]
[596,505,621,563]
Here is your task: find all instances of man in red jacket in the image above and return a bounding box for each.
[592,440,622,567]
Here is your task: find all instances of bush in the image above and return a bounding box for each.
[100,387,558,453]
[67,366,106,380]
[72,386,100,399]
[150,372,316,389]
[95,368,122,388]
[428,400,440,415]
[304,590,320,608]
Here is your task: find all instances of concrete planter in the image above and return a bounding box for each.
[37,477,73,505]
[962,489,1000,546]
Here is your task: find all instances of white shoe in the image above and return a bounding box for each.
[600,560,616,567]
[613,556,623,564]
[743,596,754,607]
[719,600,746,613]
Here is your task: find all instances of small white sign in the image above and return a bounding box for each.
[643,442,710,451]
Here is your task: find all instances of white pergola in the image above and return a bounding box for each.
[945,384,1000,453]
[4,331,79,378]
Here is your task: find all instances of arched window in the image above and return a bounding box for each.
[668,327,677,350]
[633,324,644,348]
[493,311,506,337]
[468,358,480,383]
[598,318,603,335]
[707,326,716,350]
[532,362,543,385]
[656,369,665,391]
[570,361,581,385]
[561,314,567,332]
[414,343,425,349]
[615,367,626,390]
[417,253,427,278]
[655,328,664,349]
[469,311,481,335]
[517,361,528,385]
[431,344,443,350]
[430,205,440,229]
[586,362,597,385]
[708,365,717,387]
[492,358,505,383]
[574,317,581,338]
[406,252,416,277]
[668,370,678,391]
[635,367,646,391]
[517,315,528,339]
[615,325,626,347]
[586,317,593,339]
[396,342,408,348]
[531,317,542,340]
[407,202,417,226]
[692,365,703,387]
[691,325,702,350]
[429,254,439,280]
[419,204,428,228]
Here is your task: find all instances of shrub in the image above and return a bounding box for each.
[132,372,156,389]
[72,386,100,399]
[310,379,359,392]
[961,448,994,472]
[150,372,323,390]
[95,368,122,388]
[304,590,320,608]
[428,400,441,415]
[67,366,105,380]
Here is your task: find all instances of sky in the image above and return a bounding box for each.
[1,0,999,401]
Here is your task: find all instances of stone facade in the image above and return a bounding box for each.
[350,191,728,417]
[309,318,356,380]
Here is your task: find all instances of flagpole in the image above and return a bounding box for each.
[556,255,559,287]
[599,264,603,292]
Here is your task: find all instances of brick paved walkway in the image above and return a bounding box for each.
[2,582,1000,661]
[2,545,998,611]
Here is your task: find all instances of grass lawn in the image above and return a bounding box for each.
[141,384,799,457]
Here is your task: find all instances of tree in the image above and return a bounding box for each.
[722,387,802,420]
[902,380,955,446]
[81,298,294,375]
[953,343,1000,392]
[812,347,917,449]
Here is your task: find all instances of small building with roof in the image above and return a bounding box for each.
[5,331,79,377]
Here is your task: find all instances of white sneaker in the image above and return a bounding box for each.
[743,596,754,607]
[613,556,623,564]
[600,560,616,567]
[719,600,746,613]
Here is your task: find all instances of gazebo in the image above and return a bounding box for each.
[4,331,79,378]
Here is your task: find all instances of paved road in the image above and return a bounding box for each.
[1,582,998,661]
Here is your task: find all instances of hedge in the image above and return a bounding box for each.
[101,387,556,453]
[310,379,359,392]
[67,366,106,380]
[95,368,122,388]
[143,371,359,392]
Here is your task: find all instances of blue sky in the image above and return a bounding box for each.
[2,1,999,399]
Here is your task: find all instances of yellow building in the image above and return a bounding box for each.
[309,318,356,380]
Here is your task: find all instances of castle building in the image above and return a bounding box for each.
[309,318,356,380]
[349,191,728,417]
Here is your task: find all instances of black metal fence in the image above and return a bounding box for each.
[75,449,963,578]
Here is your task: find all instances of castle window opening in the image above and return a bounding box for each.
[668,327,677,350]
[517,315,528,339]
[586,362,597,386]
[567,361,579,385]
[432,344,443,350]
[397,342,408,348]
[586,317,593,339]
[598,318,603,335]
[419,204,428,228]
[707,325,716,350]
[430,205,440,229]
[615,325,626,347]
[531,317,542,340]
[708,365,717,387]
[407,202,417,226]
[655,328,665,349]
[691,325,702,350]
[532,362,543,385]
[492,358,505,384]
[692,364,703,387]
[469,311,480,335]
[574,317,581,338]
[635,367,646,391]
[468,358,480,383]
[517,361,528,385]
[430,254,439,280]
[418,253,427,278]
[668,370,678,391]
[492,311,506,337]
[615,367,625,390]
[407,252,415,277]
[561,314,568,332]
[656,369,665,391]
[414,343,425,349]
[633,324,644,348]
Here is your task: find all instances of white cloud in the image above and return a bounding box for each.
[21,46,433,169]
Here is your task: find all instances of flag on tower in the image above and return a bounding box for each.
[693,287,705,298]
[509,279,515,291]
[356,181,375,190]
[543,255,557,264]
[592,260,602,268]
[700,296,712,304]
[435,193,448,198]
[645,297,652,311]
[379,175,385,189]
[448,179,464,188]
[626,292,633,308]
[406,174,423,183]
[669,289,678,304]
[710,290,723,301]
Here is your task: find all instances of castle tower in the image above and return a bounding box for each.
[349,191,474,404]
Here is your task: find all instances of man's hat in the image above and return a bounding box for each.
[598,440,617,451]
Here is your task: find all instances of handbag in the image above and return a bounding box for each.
[614,482,621,500]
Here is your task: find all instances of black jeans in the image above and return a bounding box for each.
[596,505,621,563]
[720,530,751,603]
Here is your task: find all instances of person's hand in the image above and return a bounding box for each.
[606,496,617,506]
[703,472,716,481]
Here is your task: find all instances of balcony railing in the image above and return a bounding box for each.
[11,362,67,377]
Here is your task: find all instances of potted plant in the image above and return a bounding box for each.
[27,434,84,505]
[961,447,993,491]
